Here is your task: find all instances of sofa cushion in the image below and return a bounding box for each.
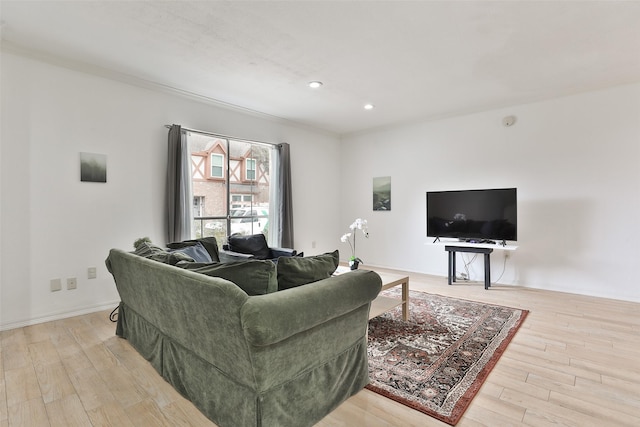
[276,250,340,291]
[177,260,277,295]
[227,233,271,260]
[132,240,195,265]
[166,241,213,263]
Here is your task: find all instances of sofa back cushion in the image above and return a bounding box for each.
[227,233,271,260]
[276,250,339,290]
[177,260,277,295]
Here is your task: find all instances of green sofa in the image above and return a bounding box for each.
[105,248,382,427]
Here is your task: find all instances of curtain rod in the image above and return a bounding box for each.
[164,124,278,147]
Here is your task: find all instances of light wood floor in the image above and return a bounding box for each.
[2,269,639,427]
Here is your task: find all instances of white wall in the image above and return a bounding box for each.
[0,50,341,329]
[3,49,638,331]
[340,83,640,302]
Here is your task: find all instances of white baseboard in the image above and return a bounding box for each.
[0,300,120,331]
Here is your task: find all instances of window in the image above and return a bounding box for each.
[190,137,274,244]
[246,158,256,181]
[193,196,205,217]
[231,194,253,209]
[210,153,224,178]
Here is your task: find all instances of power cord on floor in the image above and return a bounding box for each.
[456,253,477,281]
[463,253,477,279]
[493,254,508,283]
[109,305,119,322]
[457,253,509,285]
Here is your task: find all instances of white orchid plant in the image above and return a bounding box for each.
[340,218,369,266]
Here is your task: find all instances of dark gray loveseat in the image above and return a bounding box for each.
[106,248,382,427]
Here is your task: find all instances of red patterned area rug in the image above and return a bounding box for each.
[366,289,528,425]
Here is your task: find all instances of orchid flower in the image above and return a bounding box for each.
[341,218,369,263]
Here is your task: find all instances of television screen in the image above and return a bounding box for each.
[426,188,517,242]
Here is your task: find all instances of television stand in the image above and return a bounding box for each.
[445,245,494,290]
[428,241,518,289]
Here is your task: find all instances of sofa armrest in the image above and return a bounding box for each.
[240,270,382,347]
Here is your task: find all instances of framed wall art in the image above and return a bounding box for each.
[373,176,391,211]
[80,152,107,183]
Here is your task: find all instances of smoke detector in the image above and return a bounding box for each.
[502,116,516,127]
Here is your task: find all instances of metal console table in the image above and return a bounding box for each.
[439,242,518,290]
[445,245,494,290]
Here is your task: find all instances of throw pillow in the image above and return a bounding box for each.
[166,241,213,263]
[276,250,339,291]
[132,238,165,257]
[194,237,221,262]
[132,239,195,265]
[227,233,271,260]
[177,260,277,295]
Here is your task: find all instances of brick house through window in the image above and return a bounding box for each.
[188,133,272,242]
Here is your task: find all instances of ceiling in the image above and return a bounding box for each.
[2,1,640,135]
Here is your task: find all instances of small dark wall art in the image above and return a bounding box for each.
[80,152,107,183]
[373,176,391,211]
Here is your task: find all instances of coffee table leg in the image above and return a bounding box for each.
[402,279,409,321]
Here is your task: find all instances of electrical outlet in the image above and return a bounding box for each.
[311,241,317,249]
[88,267,97,279]
[67,277,77,290]
[50,279,62,292]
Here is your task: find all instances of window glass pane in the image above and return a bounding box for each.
[200,219,226,247]
[230,141,271,238]
[189,134,274,243]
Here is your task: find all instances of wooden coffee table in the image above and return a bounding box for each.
[369,272,410,320]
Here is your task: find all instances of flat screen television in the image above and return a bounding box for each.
[426,188,517,243]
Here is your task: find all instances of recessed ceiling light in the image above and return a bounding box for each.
[308,81,323,89]
[364,103,375,110]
